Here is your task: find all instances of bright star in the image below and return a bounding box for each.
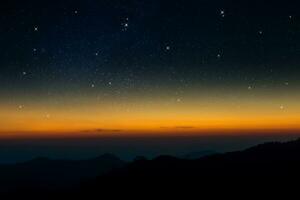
[220,10,225,17]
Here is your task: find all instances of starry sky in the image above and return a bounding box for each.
[1,0,300,138]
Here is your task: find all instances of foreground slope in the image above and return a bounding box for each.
[77,139,300,196]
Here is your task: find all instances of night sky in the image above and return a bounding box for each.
[1,0,300,137]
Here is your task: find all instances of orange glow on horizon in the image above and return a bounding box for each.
[1,89,300,138]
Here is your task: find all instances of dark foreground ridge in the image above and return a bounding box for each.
[0,153,125,192]
[2,138,300,197]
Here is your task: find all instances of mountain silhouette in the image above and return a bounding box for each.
[75,138,300,197]
[2,138,300,197]
[182,150,217,159]
[0,153,125,193]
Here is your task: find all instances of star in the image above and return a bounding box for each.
[258,30,263,35]
[121,20,129,31]
[22,71,27,75]
[95,52,99,56]
[217,54,221,58]
[280,105,284,110]
[33,48,37,52]
[108,81,112,85]
[74,10,78,14]
[220,10,225,17]
[91,84,95,88]
[34,26,38,31]
[166,46,170,51]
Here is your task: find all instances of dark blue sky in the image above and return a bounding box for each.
[1,0,300,162]
[1,0,300,96]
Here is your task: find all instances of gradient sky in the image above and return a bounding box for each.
[1,0,300,138]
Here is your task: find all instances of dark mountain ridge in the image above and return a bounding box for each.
[2,138,300,197]
[76,138,300,196]
[0,153,126,192]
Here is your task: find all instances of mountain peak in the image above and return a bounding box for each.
[92,153,121,162]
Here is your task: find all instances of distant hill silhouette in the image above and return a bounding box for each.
[0,153,125,193]
[2,138,300,197]
[76,138,300,197]
[182,150,217,159]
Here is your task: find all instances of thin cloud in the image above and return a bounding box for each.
[81,129,123,133]
[160,126,195,129]
[175,126,195,129]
